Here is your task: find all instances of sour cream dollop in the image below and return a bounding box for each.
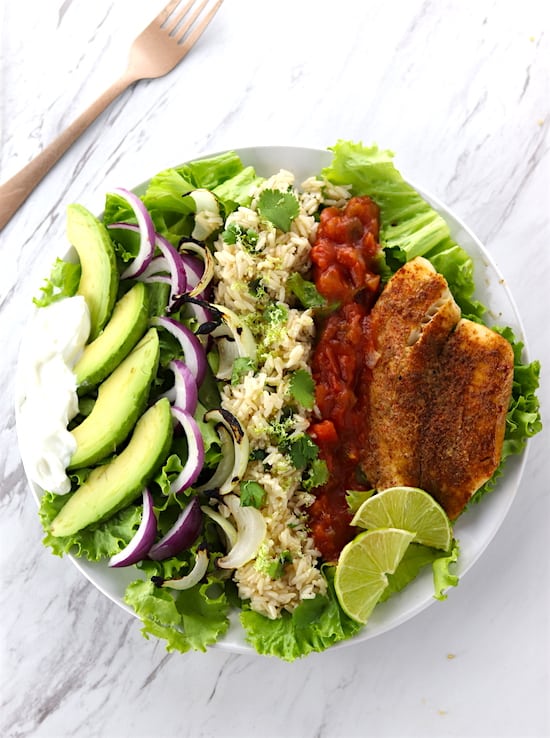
[17,296,91,495]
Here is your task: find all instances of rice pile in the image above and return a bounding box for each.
[212,171,351,619]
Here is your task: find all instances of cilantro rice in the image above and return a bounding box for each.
[211,171,351,619]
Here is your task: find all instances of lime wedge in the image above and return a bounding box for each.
[335,528,415,624]
[351,486,452,552]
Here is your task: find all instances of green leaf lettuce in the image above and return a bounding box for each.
[39,490,141,560]
[240,567,361,661]
[124,576,229,654]
[322,139,484,319]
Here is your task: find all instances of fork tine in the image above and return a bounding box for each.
[175,0,224,47]
[166,0,208,36]
[155,0,183,28]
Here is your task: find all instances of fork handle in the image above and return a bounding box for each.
[0,73,135,232]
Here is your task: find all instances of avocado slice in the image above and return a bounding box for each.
[74,282,150,391]
[50,397,173,537]
[69,327,160,469]
[67,203,119,340]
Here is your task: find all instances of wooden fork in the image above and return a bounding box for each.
[0,0,224,231]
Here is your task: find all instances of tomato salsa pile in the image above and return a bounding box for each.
[308,196,382,562]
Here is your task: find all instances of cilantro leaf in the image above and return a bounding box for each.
[266,550,293,579]
[254,302,289,358]
[303,458,329,490]
[248,278,267,300]
[289,369,315,410]
[286,272,327,309]
[263,301,288,326]
[345,489,375,513]
[249,448,268,462]
[222,222,260,252]
[286,433,319,470]
[231,356,256,385]
[257,189,300,232]
[240,480,266,508]
[268,407,296,447]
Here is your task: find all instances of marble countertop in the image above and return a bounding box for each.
[1,1,548,736]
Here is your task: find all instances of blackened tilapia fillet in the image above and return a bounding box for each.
[419,318,514,519]
[361,257,461,490]
[360,256,514,520]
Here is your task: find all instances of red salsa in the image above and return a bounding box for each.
[308,196,381,563]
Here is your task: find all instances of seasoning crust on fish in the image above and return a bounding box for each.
[361,256,514,519]
[420,318,515,518]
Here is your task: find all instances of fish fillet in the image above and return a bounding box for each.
[362,257,461,489]
[361,256,514,519]
[420,318,514,518]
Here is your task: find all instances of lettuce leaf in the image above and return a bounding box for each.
[33,258,81,308]
[124,575,229,653]
[104,151,253,246]
[322,140,484,319]
[432,541,460,600]
[142,168,196,214]
[103,191,136,230]
[240,567,361,661]
[153,454,185,498]
[176,150,244,190]
[379,540,459,603]
[497,327,542,452]
[39,490,141,560]
[213,165,262,210]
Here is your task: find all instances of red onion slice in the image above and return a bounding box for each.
[148,495,202,561]
[181,254,203,293]
[109,189,156,279]
[151,315,207,385]
[169,406,205,494]
[140,273,171,289]
[110,222,187,311]
[154,233,187,307]
[108,489,157,568]
[140,255,170,278]
[163,359,198,415]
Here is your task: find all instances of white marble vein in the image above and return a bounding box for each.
[1,1,549,737]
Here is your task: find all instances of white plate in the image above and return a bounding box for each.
[17,145,529,656]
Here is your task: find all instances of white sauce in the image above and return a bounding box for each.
[17,296,91,494]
